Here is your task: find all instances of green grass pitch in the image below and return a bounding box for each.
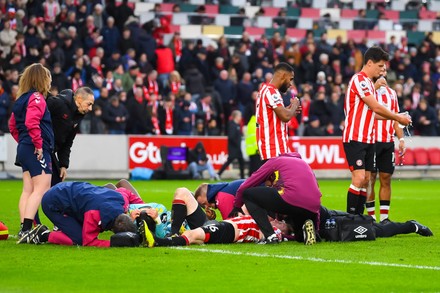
[0,179,439,292]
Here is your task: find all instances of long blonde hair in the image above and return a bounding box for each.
[16,63,52,99]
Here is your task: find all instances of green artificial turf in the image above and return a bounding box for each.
[0,179,439,292]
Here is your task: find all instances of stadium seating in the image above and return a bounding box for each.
[400,10,418,21]
[391,0,406,11]
[418,20,433,32]
[367,30,386,44]
[339,19,354,30]
[263,7,281,17]
[301,8,320,18]
[203,25,224,38]
[427,148,440,165]
[220,5,240,14]
[419,10,437,20]
[160,3,175,12]
[256,16,273,28]
[180,25,202,39]
[172,13,189,25]
[273,0,287,8]
[347,30,367,42]
[286,7,300,17]
[365,10,379,19]
[413,148,429,166]
[286,28,307,40]
[179,3,198,13]
[265,28,286,37]
[297,18,314,29]
[224,26,243,36]
[215,14,230,26]
[321,8,341,20]
[383,10,400,21]
[398,148,415,166]
[341,9,359,19]
[245,27,265,37]
[353,0,367,10]
[395,147,440,167]
[407,31,426,46]
[327,29,348,42]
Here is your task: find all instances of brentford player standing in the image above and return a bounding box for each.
[343,46,411,214]
[366,65,405,222]
[256,63,301,161]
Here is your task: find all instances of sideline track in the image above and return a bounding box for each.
[172,247,440,271]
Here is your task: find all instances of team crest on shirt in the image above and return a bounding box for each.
[356,160,363,166]
[272,94,282,102]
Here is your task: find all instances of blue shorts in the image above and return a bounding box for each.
[17,144,52,177]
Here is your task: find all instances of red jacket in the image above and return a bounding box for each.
[155,46,174,75]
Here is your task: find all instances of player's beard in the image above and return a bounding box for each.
[279,82,289,94]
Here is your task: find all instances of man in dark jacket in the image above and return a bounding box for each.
[47,87,95,185]
[217,110,245,179]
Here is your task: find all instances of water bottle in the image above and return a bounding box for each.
[398,111,410,128]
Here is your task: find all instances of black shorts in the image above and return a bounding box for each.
[186,205,208,229]
[343,141,375,172]
[373,142,395,174]
[201,221,235,244]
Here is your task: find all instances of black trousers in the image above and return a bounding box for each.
[373,221,416,238]
[243,186,317,242]
[51,152,62,186]
[248,154,262,177]
[218,154,245,179]
[320,206,416,238]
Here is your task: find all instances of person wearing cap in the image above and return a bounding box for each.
[47,87,95,185]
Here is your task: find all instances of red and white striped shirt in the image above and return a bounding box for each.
[375,86,399,143]
[343,71,376,144]
[256,83,290,160]
[226,216,281,243]
[226,216,262,243]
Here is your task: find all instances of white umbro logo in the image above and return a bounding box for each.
[354,226,368,235]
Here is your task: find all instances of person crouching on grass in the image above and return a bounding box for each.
[17,181,144,247]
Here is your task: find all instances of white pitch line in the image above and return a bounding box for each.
[171,247,440,271]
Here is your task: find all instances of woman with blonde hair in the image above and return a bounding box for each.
[167,70,184,96]
[9,63,54,242]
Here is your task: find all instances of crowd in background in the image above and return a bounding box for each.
[0,0,439,137]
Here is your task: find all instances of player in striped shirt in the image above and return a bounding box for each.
[141,215,286,247]
[343,46,411,214]
[256,62,301,161]
[366,65,406,222]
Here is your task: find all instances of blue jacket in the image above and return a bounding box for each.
[43,182,125,230]
[11,91,54,151]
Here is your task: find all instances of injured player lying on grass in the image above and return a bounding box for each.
[138,214,317,247]
[137,203,433,248]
